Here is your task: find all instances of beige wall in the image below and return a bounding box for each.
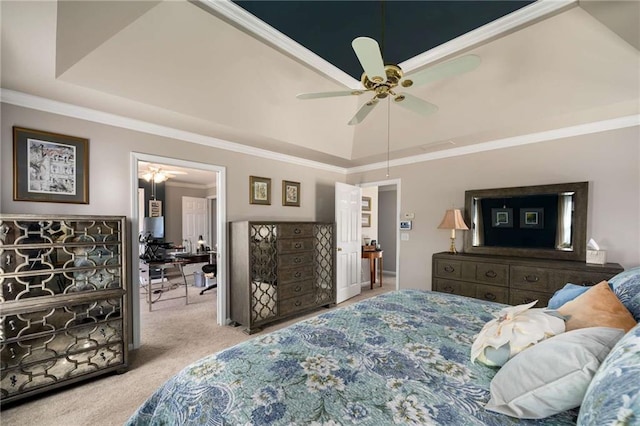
[349,126,640,290]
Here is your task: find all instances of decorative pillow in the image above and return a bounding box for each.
[610,266,640,322]
[548,283,591,309]
[578,323,640,425]
[558,281,637,332]
[471,301,565,367]
[486,327,625,419]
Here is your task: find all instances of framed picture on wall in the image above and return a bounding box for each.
[249,176,271,205]
[13,126,89,204]
[362,196,372,211]
[362,213,371,227]
[282,180,300,207]
[149,200,162,217]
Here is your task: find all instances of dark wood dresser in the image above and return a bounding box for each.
[229,221,335,334]
[432,251,623,307]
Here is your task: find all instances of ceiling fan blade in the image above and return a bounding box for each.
[348,97,379,125]
[404,54,481,88]
[393,93,438,116]
[297,90,364,100]
[352,37,387,84]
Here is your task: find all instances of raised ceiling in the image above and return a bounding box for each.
[1,0,638,170]
[233,1,534,80]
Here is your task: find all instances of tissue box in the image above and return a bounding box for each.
[586,250,607,265]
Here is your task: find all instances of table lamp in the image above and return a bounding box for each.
[438,209,469,254]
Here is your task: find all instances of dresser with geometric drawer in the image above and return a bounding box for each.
[0,215,128,404]
[432,251,623,307]
[229,221,335,334]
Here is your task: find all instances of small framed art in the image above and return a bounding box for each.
[13,126,89,204]
[520,208,544,229]
[282,180,300,207]
[362,213,371,228]
[491,208,513,228]
[362,196,372,211]
[249,176,271,205]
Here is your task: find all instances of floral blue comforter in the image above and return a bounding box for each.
[127,290,577,425]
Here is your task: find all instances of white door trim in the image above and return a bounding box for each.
[358,178,401,290]
[130,152,227,349]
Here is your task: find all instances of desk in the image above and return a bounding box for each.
[362,250,383,289]
[141,260,189,312]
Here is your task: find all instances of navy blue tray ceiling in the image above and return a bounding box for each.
[234,1,534,80]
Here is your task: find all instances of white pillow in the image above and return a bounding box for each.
[485,327,625,419]
[471,301,565,367]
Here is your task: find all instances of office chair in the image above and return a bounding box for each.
[199,263,217,295]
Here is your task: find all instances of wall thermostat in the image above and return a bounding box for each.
[400,220,412,230]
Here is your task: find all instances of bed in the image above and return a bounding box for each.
[127,265,640,425]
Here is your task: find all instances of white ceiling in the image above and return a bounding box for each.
[1,0,639,169]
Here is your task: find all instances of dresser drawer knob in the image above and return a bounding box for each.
[10,348,16,359]
[444,286,454,293]
[294,271,302,278]
[294,228,301,234]
[295,300,302,306]
[443,265,455,273]
[522,298,536,304]
[485,270,497,278]
[524,275,539,283]
[295,285,302,292]
[581,281,595,286]
[294,243,302,249]
[294,257,302,264]
[484,293,497,301]
[9,320,16,331]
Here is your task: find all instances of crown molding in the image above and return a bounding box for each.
[346,114,640,175]
[0,89,347,175]
[400,0,577,73]
[193,0,359,88]
[3,89,636,177]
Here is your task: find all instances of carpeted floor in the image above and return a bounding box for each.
[0,274,395,425]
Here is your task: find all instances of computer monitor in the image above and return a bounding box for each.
[142,216,164,239]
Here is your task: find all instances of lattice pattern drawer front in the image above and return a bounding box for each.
[1,318,124,369]
[1,298,122,341]
[276,238,314,254]
[278,224,313,239]
[1,342,124,398]
[279,280,314,300]
[434,259,462,279]
[510,266,552,292]
[250,282,277,323]
[314,224,334,305]
[474,263,508,286]
[279,292,318,316]
[279,252,313,268]
[279,266,313,284]
[1,246,121,276]
[0,219,122,246]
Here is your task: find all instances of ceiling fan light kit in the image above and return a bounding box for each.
[296,37,480,126]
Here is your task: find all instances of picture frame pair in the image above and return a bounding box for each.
[249,176,300,207]
[491,207,544,229]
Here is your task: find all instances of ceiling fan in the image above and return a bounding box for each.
[297,37,481,125]
[138,165,187,183]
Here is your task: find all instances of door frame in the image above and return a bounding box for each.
[130,152,227,349]
[358,178,401,289]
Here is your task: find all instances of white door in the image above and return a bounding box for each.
[182,196,208,251]
[335,182,362,303]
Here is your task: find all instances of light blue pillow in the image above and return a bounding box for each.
[578,322,640,425]
[610,266,640,322]
[547,283,591,309]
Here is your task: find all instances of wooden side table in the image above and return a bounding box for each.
[362,250,383,289]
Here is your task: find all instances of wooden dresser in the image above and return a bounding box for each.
[0,215,128,404]
[229,221,335,334]
[432,251,623,307]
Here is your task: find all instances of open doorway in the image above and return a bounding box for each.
[130,153,227,349]
[359,179,401,289]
